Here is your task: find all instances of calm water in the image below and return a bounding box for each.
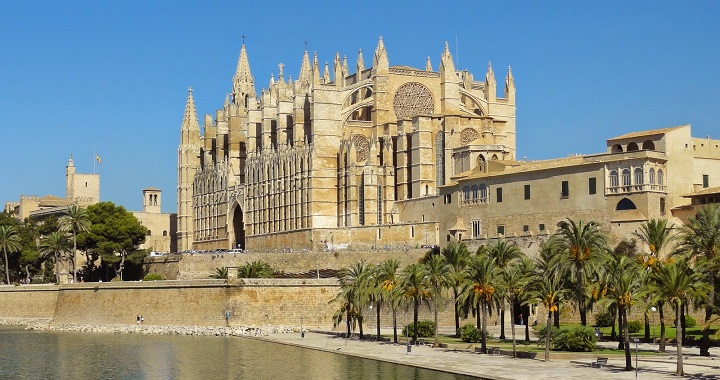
[0,327,476,380]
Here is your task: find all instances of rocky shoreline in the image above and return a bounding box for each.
[0,318,298,337]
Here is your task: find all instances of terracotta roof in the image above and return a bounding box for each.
[682,186,720,198]
[608,125,688,140]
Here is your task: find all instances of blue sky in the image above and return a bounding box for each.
[1,1,718,213]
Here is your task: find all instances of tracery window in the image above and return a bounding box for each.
[658,169,664,186]
[609,170,619,188]
[435,132,445,186]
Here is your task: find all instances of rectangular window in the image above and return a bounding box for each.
[561,181,569,198]
[660,197,666,216]
[589,177,597,195]
[447,234,451,242]
[703,175,709,188]
[411,226,415,238]
[496,225,505,236]
[472,220,482,239]
[444,194,452,204]
[496,187,503,203]
[523,225,529,233]
[524,184,531,200]
[539,223,545,232]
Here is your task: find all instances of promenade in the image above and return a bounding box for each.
[261,329,720,379]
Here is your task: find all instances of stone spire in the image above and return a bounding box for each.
[356,49,365,73]
[312,51,321,85]
[342,55,349,77]
[440,41,456,76]
[181,87,200,134]
[485,62,496,102]
[440,42,460,113]
[299,49,311,84]
[323,61,331,83]
[232,44,256,105]
[425,56,433,71]
[334,52,343,87]
[278,63,285,82]
[505,65,515,103]
[372,36,389,73]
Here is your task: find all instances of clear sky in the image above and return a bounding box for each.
[1,1,718,213]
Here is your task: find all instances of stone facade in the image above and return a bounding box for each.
[178,38,516,252]
[131,188,178,253]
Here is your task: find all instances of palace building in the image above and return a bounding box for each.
[178,37,720,254]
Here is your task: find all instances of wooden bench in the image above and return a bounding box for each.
[591,357,608,368]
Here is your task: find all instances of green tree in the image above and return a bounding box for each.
[674,204,720,356]
[440,242,470,335]
[400,263,430,343]
[460,254,498,353]
[59,205,91,282]
[0,225,22,284]
[552,219,608,326]
[423,253,449,343]
[77,202,146,281]
[487,239,524,339]
[377,258,402,343]
[649,261,710,376]
[339,260,372,339]
[526,269,569,362]
[497,257,533,357]
[39,231,70,283]
[237,260,274,278]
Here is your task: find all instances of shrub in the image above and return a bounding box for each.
[143,273,164,281]
[535,325,560,347]
[594,311,614,327]
[459,324,482,343]
[402,320,436,338]
[553,327,597,352]
[684,315,697,328]
[626,320,643,333]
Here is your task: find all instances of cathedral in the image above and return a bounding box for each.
[177,37,516,252]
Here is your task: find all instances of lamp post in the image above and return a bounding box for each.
[650,306,657,346]
[633,338,639,380]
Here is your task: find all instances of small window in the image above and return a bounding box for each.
[472,220,482,238]
[444,194,452,204]
[524,184,531,200]
[703,175,709,188]
[146,230,152,236]
[588,177,597,195]
[496,225,505,236]
[162,230,167,236]
[660,197,666,216]
[411,226,415,238]
[523,225,529,233]
[539,223,545,231]
[496,187,503,203]
[561,181,569,198]
[447,234,451,242]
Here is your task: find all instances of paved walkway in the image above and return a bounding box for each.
[259,329,720,379]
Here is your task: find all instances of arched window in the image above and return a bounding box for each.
[649,168,655,184]
[642,140,655,150]
[609,170,619,188]
[616,198,637,210]
[463,186,471,201]
[479,184,488,202]
[657,169,664,186]
[622,169,631,187]
[634,168,643,188]
[477,155,486,172]
[611,144,624,153]
[471,185,479,200]
[146,230,152,236]
[162,230,168,236]
[627,142,639,151]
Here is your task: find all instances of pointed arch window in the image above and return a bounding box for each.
[609,170,619,189]
[649,168,655,184]
[657,169,664,186]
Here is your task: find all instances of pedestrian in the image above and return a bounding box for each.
[141,316,144,324]
[137,315,140,325]
[519,314,524,326]
[225,310,230,325]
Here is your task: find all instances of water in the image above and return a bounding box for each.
[0,327,476,380]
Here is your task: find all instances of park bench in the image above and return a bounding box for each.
[590,357,608,368]
[488,347,501,356]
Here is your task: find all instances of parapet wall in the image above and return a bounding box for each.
[0,284,58,318]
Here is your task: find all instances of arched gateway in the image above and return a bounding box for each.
[231,204,245,249]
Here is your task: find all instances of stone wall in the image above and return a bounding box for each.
[0,284,58,318]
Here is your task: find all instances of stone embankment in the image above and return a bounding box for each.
[0,318,297,337]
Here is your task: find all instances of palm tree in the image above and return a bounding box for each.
[237,260,274,278]
[400,263,429,343]
[59,205,91,283]
[526,269,568,362]
[635,218,675,341]
[460,254,498,353]
[441,242,470,335]
[600,254,643,371]
[552,219,608,326]
[39,231,70,283]
[424,253,449,343]
[331,284,358,338]
[339,260,372,339]
[497,257,533,357]
[487,239,524,339]
[377,259,401,343]
[649,260,710,376]
[0,225,22,284]
[209,267,228,279]
[674,204,720,356]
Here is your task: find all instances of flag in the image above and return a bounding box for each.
[96,154,102,164]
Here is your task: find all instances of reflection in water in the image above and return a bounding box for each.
[0,327,475,380]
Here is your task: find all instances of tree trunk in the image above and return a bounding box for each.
[510,300,516,358]
[72,232,78,283]
[476,303,481,329]
[358,314,364,339]
[118,252,126,280]
[553,309,560,328]
[499,297,506,340]
[622,306,632,371]
[392,308,397,343]
[680,301,686,343]
[659,301,666,352]
[376,301,381,341]
[611,306,617,339]
[413,298,419,343]
[525,319,530,342]
[433,296,439,343]
[453,287,460,336]
[346,309,351,338]
[3,247,10,284]
[700,275,715,356]
[544,311,551,362]
[577,263,587,326]
[54,252,59,284]
[676,301,684,376]
[618,308,625,350]
[644,311,650,341]
[481,300,488,353]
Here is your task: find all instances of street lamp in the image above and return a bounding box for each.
[650,306,657,345]
[633,338,639,380]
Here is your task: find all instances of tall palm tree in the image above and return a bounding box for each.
[39,231,70,284]
[526,269,568,362]
[377,259,401,343]
[441,242,470,335]
[0,225,22,284]
[635,218,675,341]
[331,284,358,338]
[59,205,91,283]
[487,240,524,339]
[424,253,449,343]
[460,254,498,353]
[339,260,371,339]
[649,260,710,376]
[497,257,533,357]
[674,204,720,356]
[552,219,608,326]
[400,263,429,343]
